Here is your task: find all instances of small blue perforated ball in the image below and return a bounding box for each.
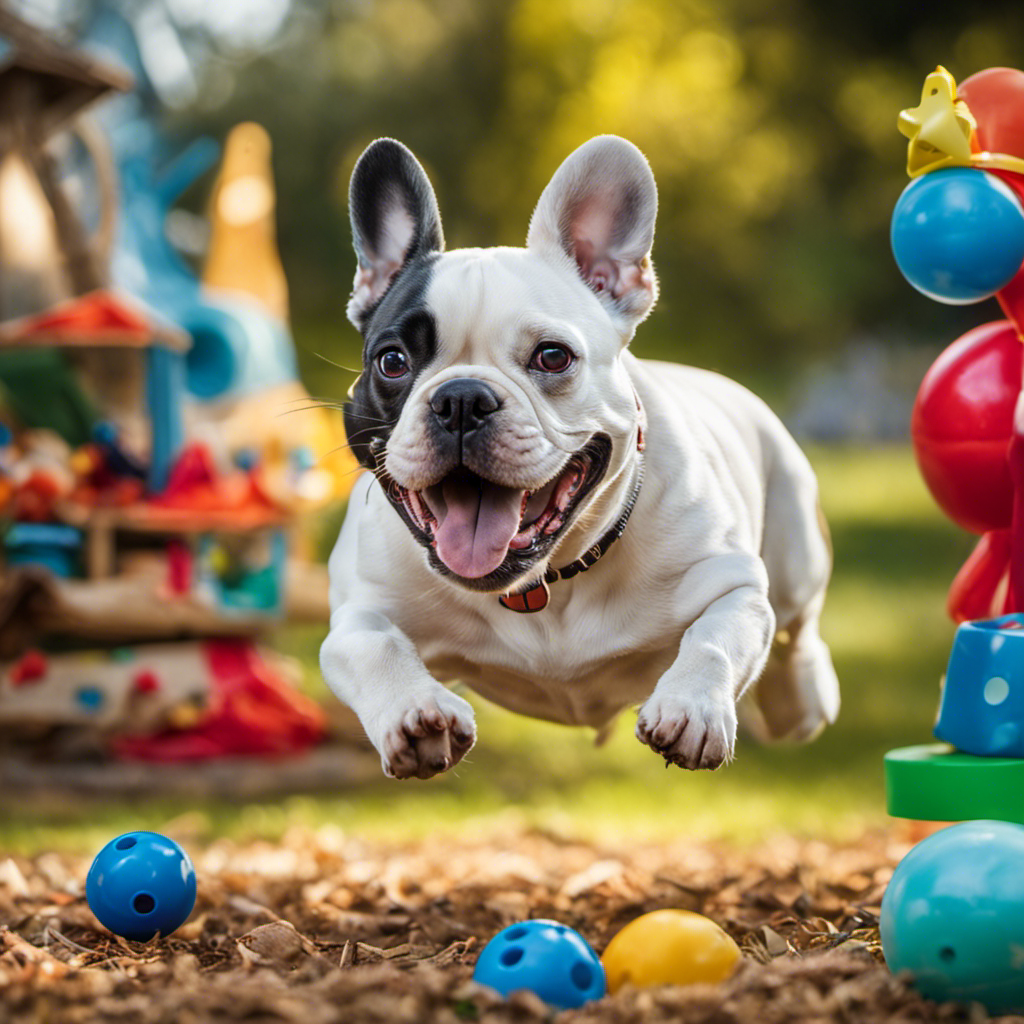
[86,831,196,941]
[472,919,606,1009]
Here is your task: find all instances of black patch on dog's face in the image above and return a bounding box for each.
[343,255,439,469]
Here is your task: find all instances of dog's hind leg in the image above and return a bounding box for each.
[742,447,840,743]
[740,592,839,742]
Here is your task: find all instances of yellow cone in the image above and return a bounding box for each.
[202,122,289,321]
[602,909,741,992]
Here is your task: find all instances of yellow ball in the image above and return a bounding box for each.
[601,909,741,992]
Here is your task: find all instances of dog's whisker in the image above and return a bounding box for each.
[279,394,344,406]
[340,425,387,443]
[309,350,362,374]
[274,404,345,418]
[344,411,392,424]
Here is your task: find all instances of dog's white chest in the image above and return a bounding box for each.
[404,584,685,727]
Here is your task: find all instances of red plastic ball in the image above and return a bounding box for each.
[959,69,1024,162]
[912,320,1022,534]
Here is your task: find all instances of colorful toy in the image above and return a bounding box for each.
[891,168,1024,303]
[934,614,1024,757]
[911,320,1019,539]
[884,72,1024,1017]
[472,919,606,1010]
[893,65,1024,621]
[4,522,81,577]
[886,64,1024,824]
[881,821,1024,1014]
[601,909,741,993]
[0,640,325,757]
[86,831,196,941]
[885,744,1024,823]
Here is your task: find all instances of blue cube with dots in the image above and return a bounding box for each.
[935,614,1024,758]
[472,919,606,1009]
[86,832,196,941]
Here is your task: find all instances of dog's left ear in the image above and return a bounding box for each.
[527,135,658,339]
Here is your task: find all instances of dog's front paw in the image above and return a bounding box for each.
[636,691,737,770]
[376,691,476,780]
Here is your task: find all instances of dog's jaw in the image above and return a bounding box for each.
[373,433,613,592]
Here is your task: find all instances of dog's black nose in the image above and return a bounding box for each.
[429,378,500,435]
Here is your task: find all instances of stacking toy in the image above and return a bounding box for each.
[472,919,606,1009]
[881,820,1024,1014]
[601,909,741,992]
[885,64,1024,821]
[935,614,1024,757]
[911,319,1020,536]
[86,831,196,941]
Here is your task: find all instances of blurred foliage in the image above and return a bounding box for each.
[140,0,1024,393]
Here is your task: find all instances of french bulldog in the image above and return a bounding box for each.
[320,135,839,780]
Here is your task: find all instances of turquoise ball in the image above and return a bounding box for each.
[881,820,1024,1013]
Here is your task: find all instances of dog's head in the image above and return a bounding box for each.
[343,135,658,592]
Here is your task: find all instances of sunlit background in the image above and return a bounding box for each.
[3,0,1021,850]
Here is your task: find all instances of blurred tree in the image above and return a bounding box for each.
[16,0,1024,384]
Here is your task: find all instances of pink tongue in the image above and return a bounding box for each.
[433,476,524,578]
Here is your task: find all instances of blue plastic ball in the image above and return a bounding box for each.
[473,919,606,1009]
[86,831,197,941]
[881,820,1024,1013]
[891,168,1024,304]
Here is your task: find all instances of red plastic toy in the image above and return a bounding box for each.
[113,640,325,761]
[9,650,48,686]
[902,67,1024,620]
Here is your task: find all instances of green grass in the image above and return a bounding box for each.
[0,445,977,855]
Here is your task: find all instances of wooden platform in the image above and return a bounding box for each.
[0,560,329,656]
[0,737,379,801]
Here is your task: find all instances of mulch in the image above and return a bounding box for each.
[0,825,1010,1023]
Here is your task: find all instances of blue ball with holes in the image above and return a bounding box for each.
[86,832,196,941]
[472,919,606,1009]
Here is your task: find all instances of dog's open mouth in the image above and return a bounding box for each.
[383,437,610,582]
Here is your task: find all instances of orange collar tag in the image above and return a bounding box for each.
[498,579,551,613]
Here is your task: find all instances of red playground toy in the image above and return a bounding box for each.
[895,67,1024,620]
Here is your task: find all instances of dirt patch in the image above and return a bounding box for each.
[0,826,1005,1022]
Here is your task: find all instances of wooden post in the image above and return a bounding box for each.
[85,520,115,580]
[10,81,103,296]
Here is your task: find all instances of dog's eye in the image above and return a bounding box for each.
[529,344,574,373]
[376,348,409,378]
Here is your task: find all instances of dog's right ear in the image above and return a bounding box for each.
[347,139,444,329]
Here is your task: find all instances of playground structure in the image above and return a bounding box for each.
[0,8,356,761]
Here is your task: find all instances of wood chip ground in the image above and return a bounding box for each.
[0,827,1015,1022]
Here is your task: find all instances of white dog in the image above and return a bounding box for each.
[320,135,839,780]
